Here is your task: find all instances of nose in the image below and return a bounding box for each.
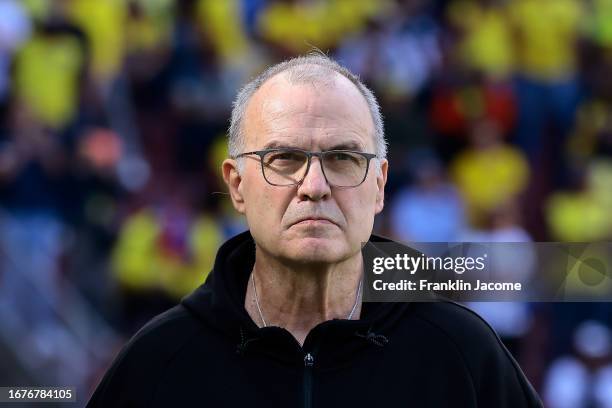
[297,156,331,201]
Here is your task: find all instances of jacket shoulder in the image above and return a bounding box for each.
[410,301,542,407]
[131,303,202,346]
[87,305,202,407]
[412,301,503,349]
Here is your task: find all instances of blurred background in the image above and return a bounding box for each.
[0,0,611,406]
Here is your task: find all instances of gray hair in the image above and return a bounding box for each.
[228,53,386,169]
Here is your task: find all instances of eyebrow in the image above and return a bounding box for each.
[261,140,365,151]
[262,140,292,149]
[326,142,364,151]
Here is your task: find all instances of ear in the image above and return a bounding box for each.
[222,159,246,214]
[374,159,388,215]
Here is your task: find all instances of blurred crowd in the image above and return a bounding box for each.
[0,0,611,406]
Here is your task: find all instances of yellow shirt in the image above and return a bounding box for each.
[547,160,612,241]
[68,0,127,82]
[14,34,83,129]
[451,145,529,221]
[197,0,249,63]
[112,209,224,299]
[508,0,583,81]
[547,192,611,241]
[447,0,514,78]
[256,0,390,53]
[111,209,161,291]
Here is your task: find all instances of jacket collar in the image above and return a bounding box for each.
[182,231,410,365]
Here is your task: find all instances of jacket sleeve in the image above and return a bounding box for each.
[86,331,158,407]
[415,302,543,407]
[87,305,197,407]
[474,330,543,407]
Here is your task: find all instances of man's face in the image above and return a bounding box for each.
[223,72,388,265]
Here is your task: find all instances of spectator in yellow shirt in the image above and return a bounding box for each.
[509,0,584,179]
[451,119,529,226]
[13,22,86,130]
[447,0,514,80]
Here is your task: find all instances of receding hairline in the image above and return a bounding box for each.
[228,53,387,163]
[254,64,355,94]
[244,67,375,132]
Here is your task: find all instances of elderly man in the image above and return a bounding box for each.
[88,54,542,407]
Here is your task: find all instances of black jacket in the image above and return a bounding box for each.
[87,231,543,407]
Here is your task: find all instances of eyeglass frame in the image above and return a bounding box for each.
[232,148,378,188]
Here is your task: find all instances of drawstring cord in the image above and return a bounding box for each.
[237,326,389,356]
[355,327,389,347]
[236,326,260,355]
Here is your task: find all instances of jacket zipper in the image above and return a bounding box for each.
[303,352,314,408]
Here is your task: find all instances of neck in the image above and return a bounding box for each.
[245,246,363,346]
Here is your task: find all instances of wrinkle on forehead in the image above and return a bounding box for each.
[243,71,375,151]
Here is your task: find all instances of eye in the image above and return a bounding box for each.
[328,152,360,163]
[269,152,301,161]
[264,150,306,167]
[336,153,352,160]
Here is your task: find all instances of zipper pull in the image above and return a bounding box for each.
[304,352,314,367]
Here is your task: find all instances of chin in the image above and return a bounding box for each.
[282,237,351,265]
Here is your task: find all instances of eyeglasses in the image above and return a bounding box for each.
[234,148,377,187]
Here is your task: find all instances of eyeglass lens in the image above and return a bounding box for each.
[262,150,368,187]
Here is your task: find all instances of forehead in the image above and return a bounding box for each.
[242,70,376,151]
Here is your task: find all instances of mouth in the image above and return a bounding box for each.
[292,217,336,227]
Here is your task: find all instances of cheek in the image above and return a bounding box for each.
[243,182,288,229]
[338,186,378,233]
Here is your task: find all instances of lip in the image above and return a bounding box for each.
[293,217,335,226]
